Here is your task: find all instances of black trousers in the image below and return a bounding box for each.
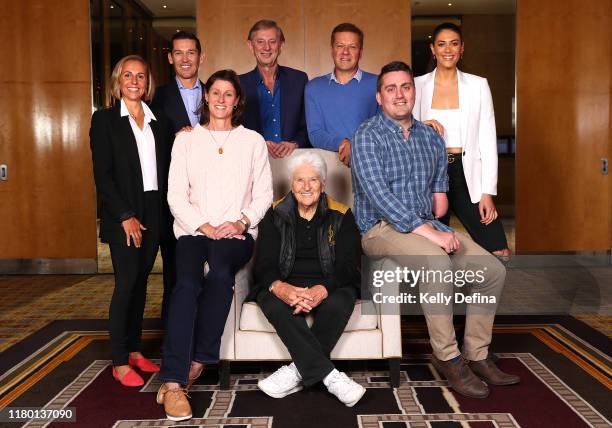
[159,234,254,384]
[440,157,509,253]
[108,191,160,366]
[257,286,356,387]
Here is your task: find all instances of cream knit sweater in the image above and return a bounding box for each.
[168,124,273,239]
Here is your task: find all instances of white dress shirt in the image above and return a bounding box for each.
[120,99,158,191]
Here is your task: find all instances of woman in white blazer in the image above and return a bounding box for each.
[414,22,510,257]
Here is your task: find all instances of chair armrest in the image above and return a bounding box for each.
[233,256,255,327]
[372,258,403,358]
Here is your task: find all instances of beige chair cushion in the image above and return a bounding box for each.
[239,299,378,333]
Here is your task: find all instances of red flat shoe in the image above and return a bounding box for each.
[128,355,160,373]
[112,367,144,387]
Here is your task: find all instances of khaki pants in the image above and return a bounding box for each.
[362,222,505,361]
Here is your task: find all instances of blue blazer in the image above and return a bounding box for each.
[240,65,310,147]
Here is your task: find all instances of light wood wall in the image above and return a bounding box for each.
[0,0,97,260]
[516,0,611,252]
[197,0,411,80]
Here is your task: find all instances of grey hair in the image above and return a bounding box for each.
[287,151,327,184]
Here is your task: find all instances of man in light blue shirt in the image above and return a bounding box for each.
[305,23,377,166]
[150,31,205,328]
[152,31,205,134]
[176,77,201,128]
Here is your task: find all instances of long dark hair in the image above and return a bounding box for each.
[428,22,464,72]
[197,69,245,127]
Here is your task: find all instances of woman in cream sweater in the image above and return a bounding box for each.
[156,69,273,422]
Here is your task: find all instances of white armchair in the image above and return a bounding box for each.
[216,149,402,388]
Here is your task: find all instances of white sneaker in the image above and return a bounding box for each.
[258,365,303,398]
[324,370,366,407]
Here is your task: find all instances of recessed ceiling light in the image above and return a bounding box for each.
[162,4,167,8]
[448,2,452,5]
[176,29,180,32]
[428,35,432,38]
[110,4,114,8]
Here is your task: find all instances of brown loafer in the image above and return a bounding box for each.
[157,383,192,422]
[469,357,521,385]
[431,355,489,399]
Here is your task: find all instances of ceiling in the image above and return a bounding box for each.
[137,0,515,18]
[137,0,195,17]
[412,0,515,16]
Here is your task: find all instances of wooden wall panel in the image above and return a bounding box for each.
[0,1,97,260]
[461,14,515,137]
[197,0,305,80]
[303,0,411,78]
[197,0,411,80]
[516,0,611,252]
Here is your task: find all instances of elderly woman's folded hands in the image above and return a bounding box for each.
[270,281,329,315]
[292,285,329,314]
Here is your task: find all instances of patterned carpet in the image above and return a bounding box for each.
[0,317,610,428]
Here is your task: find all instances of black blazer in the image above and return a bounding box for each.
[240,65,310,147]
[151,78,204,134]
[89,103,174,244]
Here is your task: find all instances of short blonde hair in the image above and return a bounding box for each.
[107,55,155,103]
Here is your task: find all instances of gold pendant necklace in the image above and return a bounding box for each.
[206,125,234,154]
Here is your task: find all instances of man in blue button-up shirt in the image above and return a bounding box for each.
[352,61,519,399]
[240,20,309,158]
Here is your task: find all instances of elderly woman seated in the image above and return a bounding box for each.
[248,151,365,407]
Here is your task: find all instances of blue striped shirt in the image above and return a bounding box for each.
[351,112,452,235]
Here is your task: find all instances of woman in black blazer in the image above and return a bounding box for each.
[90,55,173,387]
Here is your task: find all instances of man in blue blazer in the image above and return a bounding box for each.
[150,31,205,327]
[240,20,309,158]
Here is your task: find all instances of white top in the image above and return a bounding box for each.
[414,69,499,202]
[120,99,158,191]
[428,108,462,149]
[168,124,273,239]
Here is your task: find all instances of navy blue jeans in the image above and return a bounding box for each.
[159,234,254,384]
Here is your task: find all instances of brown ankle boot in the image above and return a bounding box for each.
[469,357,521,385]
[431,355,489,398]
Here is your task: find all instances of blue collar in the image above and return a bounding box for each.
[378,111,415,134]
[329,68,363,84]
[175,76,201,90]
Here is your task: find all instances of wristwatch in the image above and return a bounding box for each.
[238,218,249,232]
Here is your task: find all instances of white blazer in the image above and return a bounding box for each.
[414,68,498,203]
